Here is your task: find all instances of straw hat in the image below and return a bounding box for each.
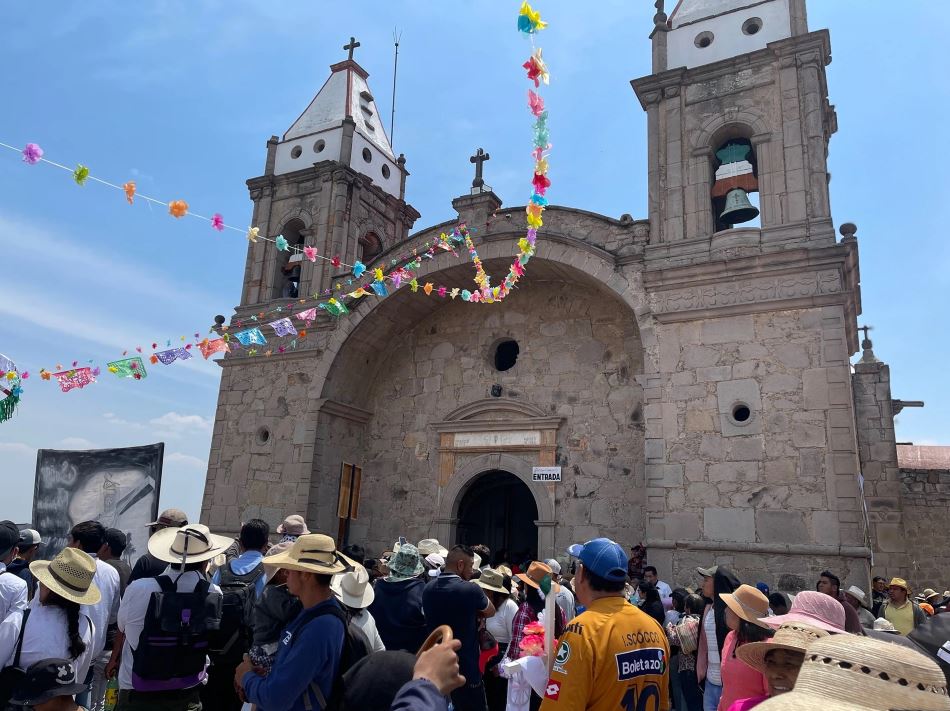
[262,533,355,576]
[754,634,950,711]
[736,622,829,675]
[263,541,294,583]
[476,568,510,595]
[762,590,846,633]
[30,548,101,605]
[331,565,375,609]
[148,523,233,564]
[720,584,771,628]
[844,585,867,607]
[417,538,448,558]
[516,561,560,593]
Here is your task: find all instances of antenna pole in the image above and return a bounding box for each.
[390,29,401,145]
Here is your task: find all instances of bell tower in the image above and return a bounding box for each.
[240,38,420,309]
[633,0,836,254]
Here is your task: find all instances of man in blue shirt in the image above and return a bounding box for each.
[203,519,270,711]
[234,533,355,711]
[423,544,495,711]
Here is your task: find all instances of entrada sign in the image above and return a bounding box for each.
[532,466,561,482]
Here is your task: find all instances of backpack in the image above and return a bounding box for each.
[0,608,30,705]
[207,563,264,661]
[130,575,223,692]
[289,604,372,711]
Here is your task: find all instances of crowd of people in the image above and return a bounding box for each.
[0,511,948,711]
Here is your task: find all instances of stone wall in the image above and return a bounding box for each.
[643,302,869,587]
[896,446,950,589]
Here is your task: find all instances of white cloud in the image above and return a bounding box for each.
[0,442,36,457]
[165,452,207,470]
[57,437,98,449]
[149,412,213,434]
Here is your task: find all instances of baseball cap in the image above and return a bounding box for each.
[0,521,20,558]
[567,538,628,582]
[145,508,188,528]
[18,529,42,547]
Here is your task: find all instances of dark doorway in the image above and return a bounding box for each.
[457,470,538,566]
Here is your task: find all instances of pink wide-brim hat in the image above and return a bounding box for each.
[763,590,847,634]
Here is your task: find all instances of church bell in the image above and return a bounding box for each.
[719,188,759,225]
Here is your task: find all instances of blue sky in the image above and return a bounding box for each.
[1,2,947,523]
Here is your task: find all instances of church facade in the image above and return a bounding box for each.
[202,0,915,587]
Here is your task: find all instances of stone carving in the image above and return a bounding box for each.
[652,269,843,314]
[686,67,771,105]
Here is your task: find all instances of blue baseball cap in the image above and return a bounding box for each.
[567,538,628,582]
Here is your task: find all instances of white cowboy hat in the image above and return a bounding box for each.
[262,533,355,576]
[417,538,449,557]
[148,524,233,565]
[30,548,101,605]
[331,565,375,609]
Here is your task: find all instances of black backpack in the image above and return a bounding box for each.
[207,563,264,662]
[289,604,372,711]
[0,608,30,705]
[130,576,223,692]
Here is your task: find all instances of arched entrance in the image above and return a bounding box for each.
[457,470,538,565]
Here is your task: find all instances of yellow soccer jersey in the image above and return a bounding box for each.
[539,596,670,711]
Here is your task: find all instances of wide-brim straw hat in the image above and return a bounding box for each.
[476,568,510,595]
[148,523,233,564]
[263,533,355,576]
[756,634,950,711]
[720,584,771,628]
[516,561,560,593]
[736,622,829,675]
[762,590,846,633]
[417,538,448,558]
[332,565,375,608]
[30,548,101,606]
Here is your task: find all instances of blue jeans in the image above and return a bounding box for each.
[703,680,723,711]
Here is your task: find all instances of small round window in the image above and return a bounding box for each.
[314,139,326,153]
[362,147,372,163]
[730,403,752,424]
[381,164,391,179]
[694,31,714,48]
[290,145,302,159]
[494,339,519,371]
[742,17,762,35]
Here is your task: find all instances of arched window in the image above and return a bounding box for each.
[711,138,760,231]
[274,219,307,299]
[359,232,382,264]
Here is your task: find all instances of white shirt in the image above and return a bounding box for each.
[486,598,518,644]
[0,563,28,621]
[83,555,120,658]
[352,609,386,652]
[556,585,577,622]
[0,595,95,682]
[703,607,721,684]
[117,567,222,691]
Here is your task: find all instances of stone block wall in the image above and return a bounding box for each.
[643,303,868,586]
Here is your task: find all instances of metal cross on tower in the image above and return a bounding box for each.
[344,36,361,61]
[470,148,490,189]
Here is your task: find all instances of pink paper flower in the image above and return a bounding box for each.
[22,143,43,165]
[211,213,225,231]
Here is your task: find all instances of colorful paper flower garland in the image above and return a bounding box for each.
[0,353,24,423]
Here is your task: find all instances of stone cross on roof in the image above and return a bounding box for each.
[470,148,490,189]
[343,36,361,61]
